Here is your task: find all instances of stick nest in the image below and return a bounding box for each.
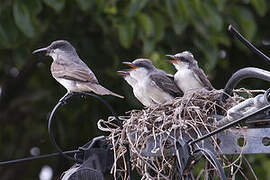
[98,88,263,179]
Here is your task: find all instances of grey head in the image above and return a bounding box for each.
[122,58,155,71]
[166,51,197,66]
[122,58,155,80]
[32,40,77,59]
[133,58,155,70]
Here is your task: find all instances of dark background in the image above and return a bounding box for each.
[0,0,270,179]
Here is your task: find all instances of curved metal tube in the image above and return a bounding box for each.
[264,88,270,104]
[48,92,120,162]
[193,148,226,180]
[228,25,270,65]
[222,67,270,102]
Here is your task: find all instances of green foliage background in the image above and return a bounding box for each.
[0,0,270,179]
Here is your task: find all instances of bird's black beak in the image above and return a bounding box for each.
[165,55,180,64]
[122,62,138,69]
[32,47,49,55]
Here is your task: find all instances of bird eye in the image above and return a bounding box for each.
[181,57,189,62]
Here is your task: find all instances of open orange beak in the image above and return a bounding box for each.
[117,70,130,76]
[122,62,138,69]
[165,55,180,64]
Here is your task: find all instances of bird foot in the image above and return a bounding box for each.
[59,92,74,104]
[80,93,87,100]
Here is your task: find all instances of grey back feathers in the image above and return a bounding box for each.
[150,69,183,97]
[133,59,183,97]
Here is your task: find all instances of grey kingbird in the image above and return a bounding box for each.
[123,59,183,104]
[117,70,155,106]
[166,51,213,93]
[33,40,124,98]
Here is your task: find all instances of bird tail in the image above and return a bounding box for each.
[88,83,124,99]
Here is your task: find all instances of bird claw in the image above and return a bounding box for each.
[59,98,68,105]
[80,94,87,100]
[59,93,74,104]
[59,96,68,105]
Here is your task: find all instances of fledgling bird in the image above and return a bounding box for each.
[166,51,213,93]
[117,70,155,107]
[122,59,183,105]
[32,40,124,99]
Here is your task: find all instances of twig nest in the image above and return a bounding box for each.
[98,88,260,179]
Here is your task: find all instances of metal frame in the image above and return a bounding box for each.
[47,25,270,179]
[2,24,270,180]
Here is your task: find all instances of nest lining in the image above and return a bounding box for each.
[98,88,263,180]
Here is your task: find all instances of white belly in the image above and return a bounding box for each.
[140,79,173,105]
[175,69,203,93]
[55,78,77,92]
[133,85,155,107]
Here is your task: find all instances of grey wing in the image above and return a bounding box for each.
[150,73,183,97]
[166,73,174,80]
[192,68,214,90]
[51,59,98,84]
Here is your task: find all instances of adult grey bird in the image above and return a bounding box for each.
[166,51,214,93]
[122,59,183,104]
[32,40,124,99]
[117,70,155,107]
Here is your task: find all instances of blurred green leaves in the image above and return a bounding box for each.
[250,0,267,16]
[43,0,65,13]
[13,0,41,38]
[117,20,135,49]
[75,0,92,12]
[0,0,266,65]
[0,8,22,48]
[151,11,165,41]
[136,13,153,37]
[125,0,148,18]
[231,6,257,41]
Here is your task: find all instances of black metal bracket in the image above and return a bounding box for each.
[175,139,192,177]
[48,92,135,179]
[193,148,226,180]
[175,139,226,179]
[221,25,270,102]
[246,89,270,125]
[222,68,270,102]
[189,104,270,145]
[228,25,270,64]
[75,136,109,162]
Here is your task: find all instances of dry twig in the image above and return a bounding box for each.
[98,89,263,179]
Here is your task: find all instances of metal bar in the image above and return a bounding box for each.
[0,150,79,166]
[189,104,270,145]
[228,25,270,64]
[135,127,270,156]
[216,128,270,154]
